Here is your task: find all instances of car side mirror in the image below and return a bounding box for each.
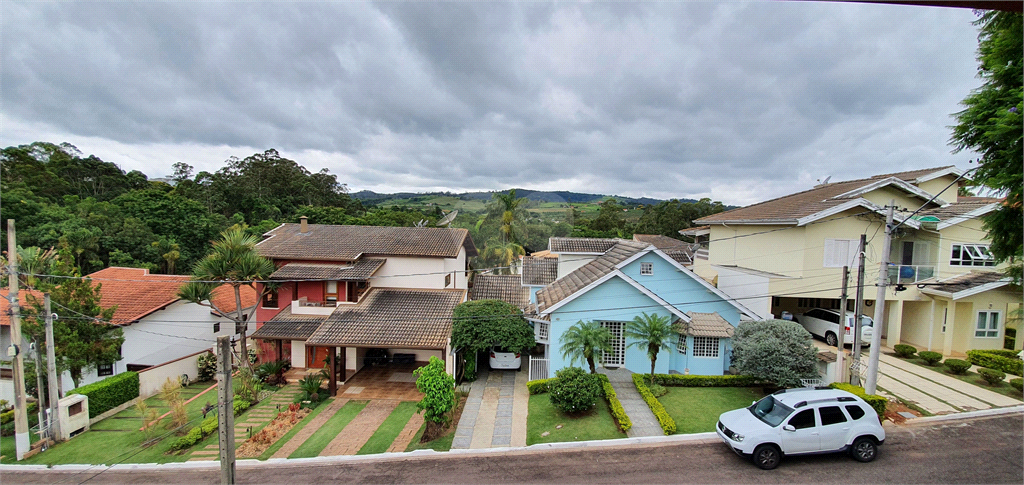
[783,425,796,432]
[752,401,757,406]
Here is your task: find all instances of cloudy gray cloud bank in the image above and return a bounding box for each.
[1,1,981,205]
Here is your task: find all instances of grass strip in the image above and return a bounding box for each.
[357,402,419,455]
[288,400,367,458]
[658,387,764,435]
[405,421,455,452]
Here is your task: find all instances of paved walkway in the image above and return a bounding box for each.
[875,349,1021,414]
[188,383,303,461]
[598,368,662,437]
[320,399,400,456]
[451,368,528,449]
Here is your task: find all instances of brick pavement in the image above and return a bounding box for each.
[319,399,400,456]
[386,411,425,453]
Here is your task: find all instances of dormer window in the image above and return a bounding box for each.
[640,262,653,275]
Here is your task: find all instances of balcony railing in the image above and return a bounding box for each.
[887,264,936,284]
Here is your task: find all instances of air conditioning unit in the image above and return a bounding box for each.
[57,394,90,440]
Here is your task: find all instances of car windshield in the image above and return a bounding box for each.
[748,396,794,427]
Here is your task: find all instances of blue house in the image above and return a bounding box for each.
[523,238,762,378]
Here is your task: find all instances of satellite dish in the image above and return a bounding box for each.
[415,219,428,228]
[436,210,458,227]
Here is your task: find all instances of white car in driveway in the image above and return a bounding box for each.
[797,308,873,348]
[488,347,521,370]
[716,388,885,470]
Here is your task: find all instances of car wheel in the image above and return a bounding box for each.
[752,444,781,470]
[825,332,838,347]
[850,437,877,462]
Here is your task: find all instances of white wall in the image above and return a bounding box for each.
[292,340,306,368]
[714,266,773,319]
[372,256,453,290]
[556,254,599,280]
[137,350,206,399]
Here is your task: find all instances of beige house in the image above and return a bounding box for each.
[691,166,1022,357]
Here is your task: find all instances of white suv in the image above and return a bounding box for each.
[716,388,885,470]
[797,308,873,348]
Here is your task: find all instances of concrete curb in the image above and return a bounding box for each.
[904,404,1024,424]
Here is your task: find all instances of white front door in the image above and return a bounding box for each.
[600,321,626,367]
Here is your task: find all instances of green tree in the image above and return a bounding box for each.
[413,356,456,428]
[558,320,613,374]
[151,238,181,274]
[950,11,1023,284]
[479,239,525,275]
[624,312,678,384]
[178,227,275,368]
[451,299,535,381]
[732,320,818,388]
[485,189,529,245]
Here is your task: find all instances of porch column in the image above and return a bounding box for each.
[328,347,337,397]
[926,300,936,351]
[276,339,283,362]
[887,300,904,349]
[942,301,957,356]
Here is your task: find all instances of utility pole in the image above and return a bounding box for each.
[6,219,30,460]
[45,294,61,442]
[865,201,895,395]
[836,266,849,384]
[851,234,867,386]
[33,338,46,437]
[216,335,236,485]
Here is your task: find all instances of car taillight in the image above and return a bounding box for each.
[515,353,521,358]
[490,352,496,358]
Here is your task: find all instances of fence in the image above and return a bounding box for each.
[137,350,208,399]
[528,356,549,381]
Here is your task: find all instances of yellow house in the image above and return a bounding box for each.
[690,166,1022,357]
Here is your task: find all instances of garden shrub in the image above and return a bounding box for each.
[415,356,456,427]
[1,402,38,436]
[196,352,217,382]
[732,320,819,388]
[943,359,972,375]
[549,367,600,414]
[652,374,758,387]
[69,371,140,418]
[829,383,887,419]
[648,383,668,397]
[1010,378,1023,392]
[918,351,943,366]
[297,374,325,402]
[967,349,1024,377]
[169,416,219,451]
[978,367,1006,386]
[595,374,631,432]
[527,378,557,395]
[632,374,676,434]
[893,344,918,358]
[233,399,251,416]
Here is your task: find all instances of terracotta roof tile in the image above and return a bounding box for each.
[209,285,259,318]
[257,224,477,261]
[306,288,466,349]
[470,275,529,309]
[0,289,44,326]
[522,256,559,286]
[684,312,735,338]
[536,240,649,312]
[87,267,190,324]
[918,198,1002,221]
[269,259,385,281]
[549,237,620,254]
[250,306,326,340]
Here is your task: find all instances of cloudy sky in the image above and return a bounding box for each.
[1,1,985,205]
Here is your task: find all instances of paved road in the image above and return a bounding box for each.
[5,413,1021,484]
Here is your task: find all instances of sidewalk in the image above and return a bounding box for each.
[451,368,528,449]
[598,368,662,437]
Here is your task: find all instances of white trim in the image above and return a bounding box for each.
[919,277,1012,300]
[936,203,1000,230]
[974,309,1003,338]
[679,227,711,237]
[795,198,921,229]
[833,177,949,206]
[255,223,288,245]
[914,166,964,184]
[648,248,765,320]
[614,247,656,269]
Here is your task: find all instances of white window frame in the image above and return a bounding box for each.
[692,336,720,358]
[975,310,1001,338]
[677,334,687,354]
[640,262,653,275]
[950,243,995,267]
[824,239,860,268]
[600,321,626,366]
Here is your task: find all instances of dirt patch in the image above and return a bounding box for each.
[236,404,310,457]
[420,393,467,443]
[884,400,922,424]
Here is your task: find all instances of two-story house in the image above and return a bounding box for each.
[692,166,1022,357]
[522,237,761,379]
[250,218,476,392]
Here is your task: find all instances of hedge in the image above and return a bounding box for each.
[893,344,917,358]
[1010,378,1023,392]
[829,383,887,419]
[943,359,971,375]
[169,416,219,451]
[596,374,631,432]
[918,351,943,366]
[1,402,37,425]
[69,371,140,418]
[0,402,39,436]
[652,374,758,387]
[527,378,557,395]
[632,374,676,435]
[967,350,1024,377]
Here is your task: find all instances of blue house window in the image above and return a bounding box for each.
[677,334,687,354]
[640,262,653,275]
[692,337,719,358]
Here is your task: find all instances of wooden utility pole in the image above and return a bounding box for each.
[866,202,895,395]
[45,294,62,442]
[216,336,236,484]
[851,234,867,386]
[7,219,30,460]
[836,266,849,384]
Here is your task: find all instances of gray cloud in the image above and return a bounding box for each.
[0,1,981,205]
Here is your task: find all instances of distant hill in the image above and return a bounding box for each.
[352,189,678,206]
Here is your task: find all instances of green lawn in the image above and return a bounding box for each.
[358,402,418,455]
[256,399,334,460]
[288,400,366,458]
[658,387,765,435]
[405,422,455,452]
[527,394,623,445]
[898,356,1023,401]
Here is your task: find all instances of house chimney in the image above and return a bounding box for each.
[300,216,308,233]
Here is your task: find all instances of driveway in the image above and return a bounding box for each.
[451,368,528,449]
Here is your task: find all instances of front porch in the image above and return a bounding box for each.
[283,362,425,401]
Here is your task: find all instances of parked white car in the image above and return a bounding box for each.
[716,388,885,470]
[797,308,873,348]
[488,347,521,370]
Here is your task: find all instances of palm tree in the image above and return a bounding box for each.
[152,238,181,274]
[178,226,276,368]
[559,320,613,374]
[487,189,529,246]
[625,312,678,384]
[481,239,526,275]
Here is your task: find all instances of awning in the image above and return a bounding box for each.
[250,306,326,341]
[269,259,385,281]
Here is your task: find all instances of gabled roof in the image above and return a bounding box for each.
[470,275,529,309]
[522,256,558,286]
[536,240,649,311]
[257,224,477,261]
[919,272,1014,300]
[684,312,735,338]
[548,237,620,254]
[694,167,956,226]
[306,288,466,349]
[0,289,44,326]
[269,259,385,281]
[917,197,1002,230]
[633,235,696,265]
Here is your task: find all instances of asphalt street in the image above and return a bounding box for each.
[3,413,1021,484]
